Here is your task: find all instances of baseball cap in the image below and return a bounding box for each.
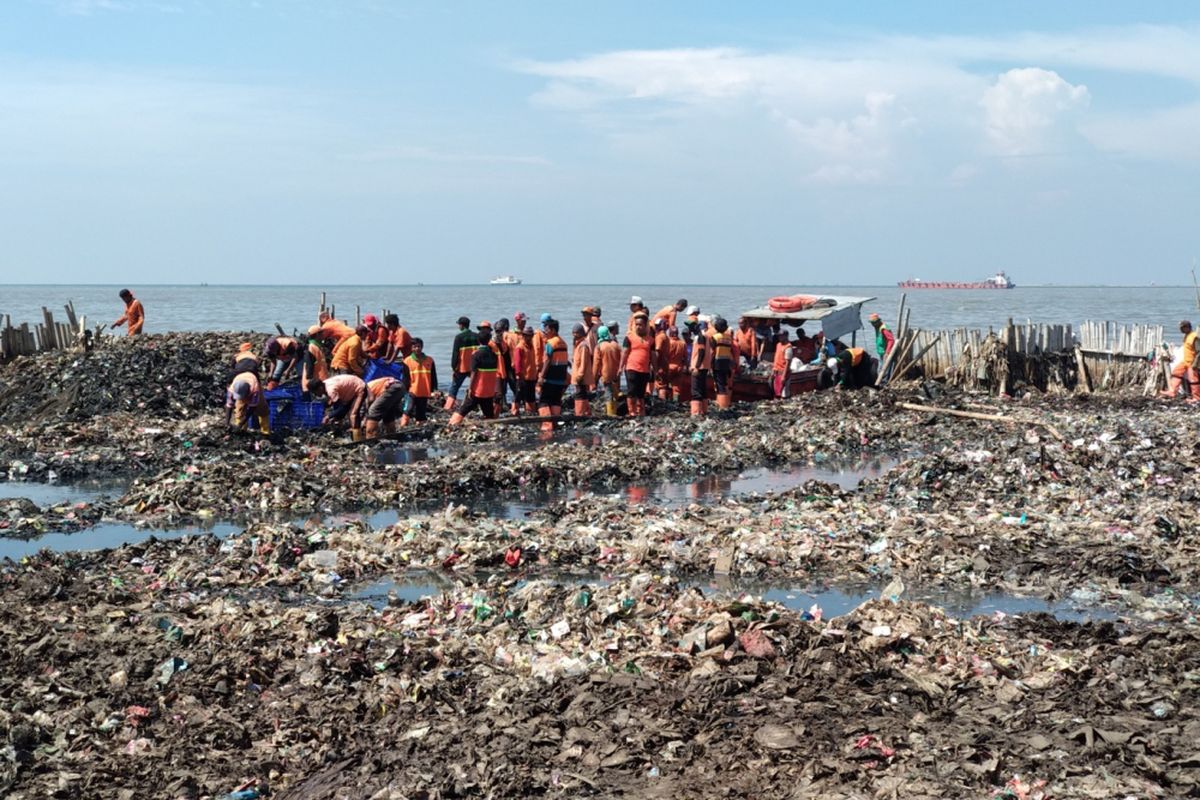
[363,314,378,326]
[685,305,698,316]
[478,320,492,329]
[540,312,552,323]
[630,295,643,305]
[572,323,586,335]
[868,313,881,322]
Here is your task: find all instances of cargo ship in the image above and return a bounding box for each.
[898,271,1014,289]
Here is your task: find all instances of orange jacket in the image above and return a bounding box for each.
[331,334,365,376]
[735,327,758,361]
[571,338,595,386]
[593,340,622,384]
[665,338,687,376]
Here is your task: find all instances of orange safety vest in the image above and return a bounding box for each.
[773,344,790,374]
[470,353,499,398]
[306,343,329,382]
[666,338,687,376]
[625,331,652,373]
[594,340,622,383]
[690,335,712,371]
[515,341,538,381]
[404,354,434,397]
[572,339,594,385]
[489,340,508,379]
[711,331,734,362]
[735,328,757,359]
[367,377,394,399]
[848,347,866,367]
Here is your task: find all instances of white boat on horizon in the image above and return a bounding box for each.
[489,275,522,285]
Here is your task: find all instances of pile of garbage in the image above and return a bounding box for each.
[0,532,1195,797]
[0,332,259,424]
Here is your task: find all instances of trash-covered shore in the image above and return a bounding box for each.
[2,332,1200,797]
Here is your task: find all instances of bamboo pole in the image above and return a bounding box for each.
[898,402,1064,440]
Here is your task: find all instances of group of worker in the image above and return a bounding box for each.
[214,294,897,436]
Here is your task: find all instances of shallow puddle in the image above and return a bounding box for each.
[0,520,241,561]
[349,572,1118,622]
[0,478,130,506]
[368,446,450,466]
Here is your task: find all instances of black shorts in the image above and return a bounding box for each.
[366,382,406,422]
[712,362,732,394]
[459,394,496,419]
[517,379,537,404]
[625,370,650,398]
[406,395,429,421]
[539,382,565,408]
[691,369,709,400]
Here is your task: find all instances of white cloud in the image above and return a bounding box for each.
[981,68,1090,156]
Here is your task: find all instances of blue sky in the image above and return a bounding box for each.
[2,0,1199,285]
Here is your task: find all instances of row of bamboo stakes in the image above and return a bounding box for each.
[0,302,92,361]
[876,296,1164,394]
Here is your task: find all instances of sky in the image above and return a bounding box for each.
[2,0,1199,285]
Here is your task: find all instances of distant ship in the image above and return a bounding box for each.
[489,275,522,285]
[898,271,1014,289]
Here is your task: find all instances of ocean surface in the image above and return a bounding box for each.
[2,284,1196,373]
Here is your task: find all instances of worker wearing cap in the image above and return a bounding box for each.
[361,314,387,359]
[112,289,145,336]
[591,326,622,416]
[869,313,895,360]
[533,312,552,376]
[570,322,595,417]
[449,328,500,424]
[709,317,738,409]
[620,311,654,417]
[826,346,875,390]
[383,314,413,363]
[263,335,303,388]
[512,326,539,415]
[226,371,270,434]
[446,317,479,410]
[581,306,602,348]
[479,321,509,411]
[626,296,648,340]
[330,325,367,377]
[537,318,570,430]
[682,305,701,336]
[400,338,437,425]
[653,299,687,330]
[301,326,329,390]
[1160,320,1200,401]
[308,373,367,430]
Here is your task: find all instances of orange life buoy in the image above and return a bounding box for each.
[767,294,817,313]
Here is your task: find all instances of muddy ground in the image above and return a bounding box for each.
[1,333,1199,798]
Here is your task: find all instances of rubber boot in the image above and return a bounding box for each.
[690,400,703,416]
[400,414,410,427]
[1161,376,1183,398]
[717,393,732,410]
[350,428,364,441]
[539,406,554,432]
[448,412,465,426]
[574,399,591,417]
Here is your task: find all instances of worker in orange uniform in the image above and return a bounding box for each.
[226,370,270,433]
[592,325,623,416]
[361,314,388,359]
[447,316,479,410]
[626,296,649,339]
[383,314,413,363]
[301,327,329,392]
[363,375,408,438]
[317,311,354,343]
[330,325,367,377]
[772,330,794,398]
[652,319,673,400]
[503,316,526,414]
[537,319,570,431]
[308,373,367,429]
[735,317,760,369]
[112,289,144,336]
[263,335,303,388]
[652,298,687,330]
[709,317,737,409]
[230,342,260,379]
[620,312,654,417]
[1160,320,1200,402]
[689,325,712,416]
[400,338,437,425]
[664,326,690,403]
[826,346,876,390]
[512,326,540,416]
[570,322,595,417]
[449,328,500,424]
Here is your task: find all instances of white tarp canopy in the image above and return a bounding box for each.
[740,295,876,342]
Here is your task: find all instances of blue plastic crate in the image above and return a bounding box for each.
[363,358,405,384]
[264,384,303,402]
[291,400,326,428]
